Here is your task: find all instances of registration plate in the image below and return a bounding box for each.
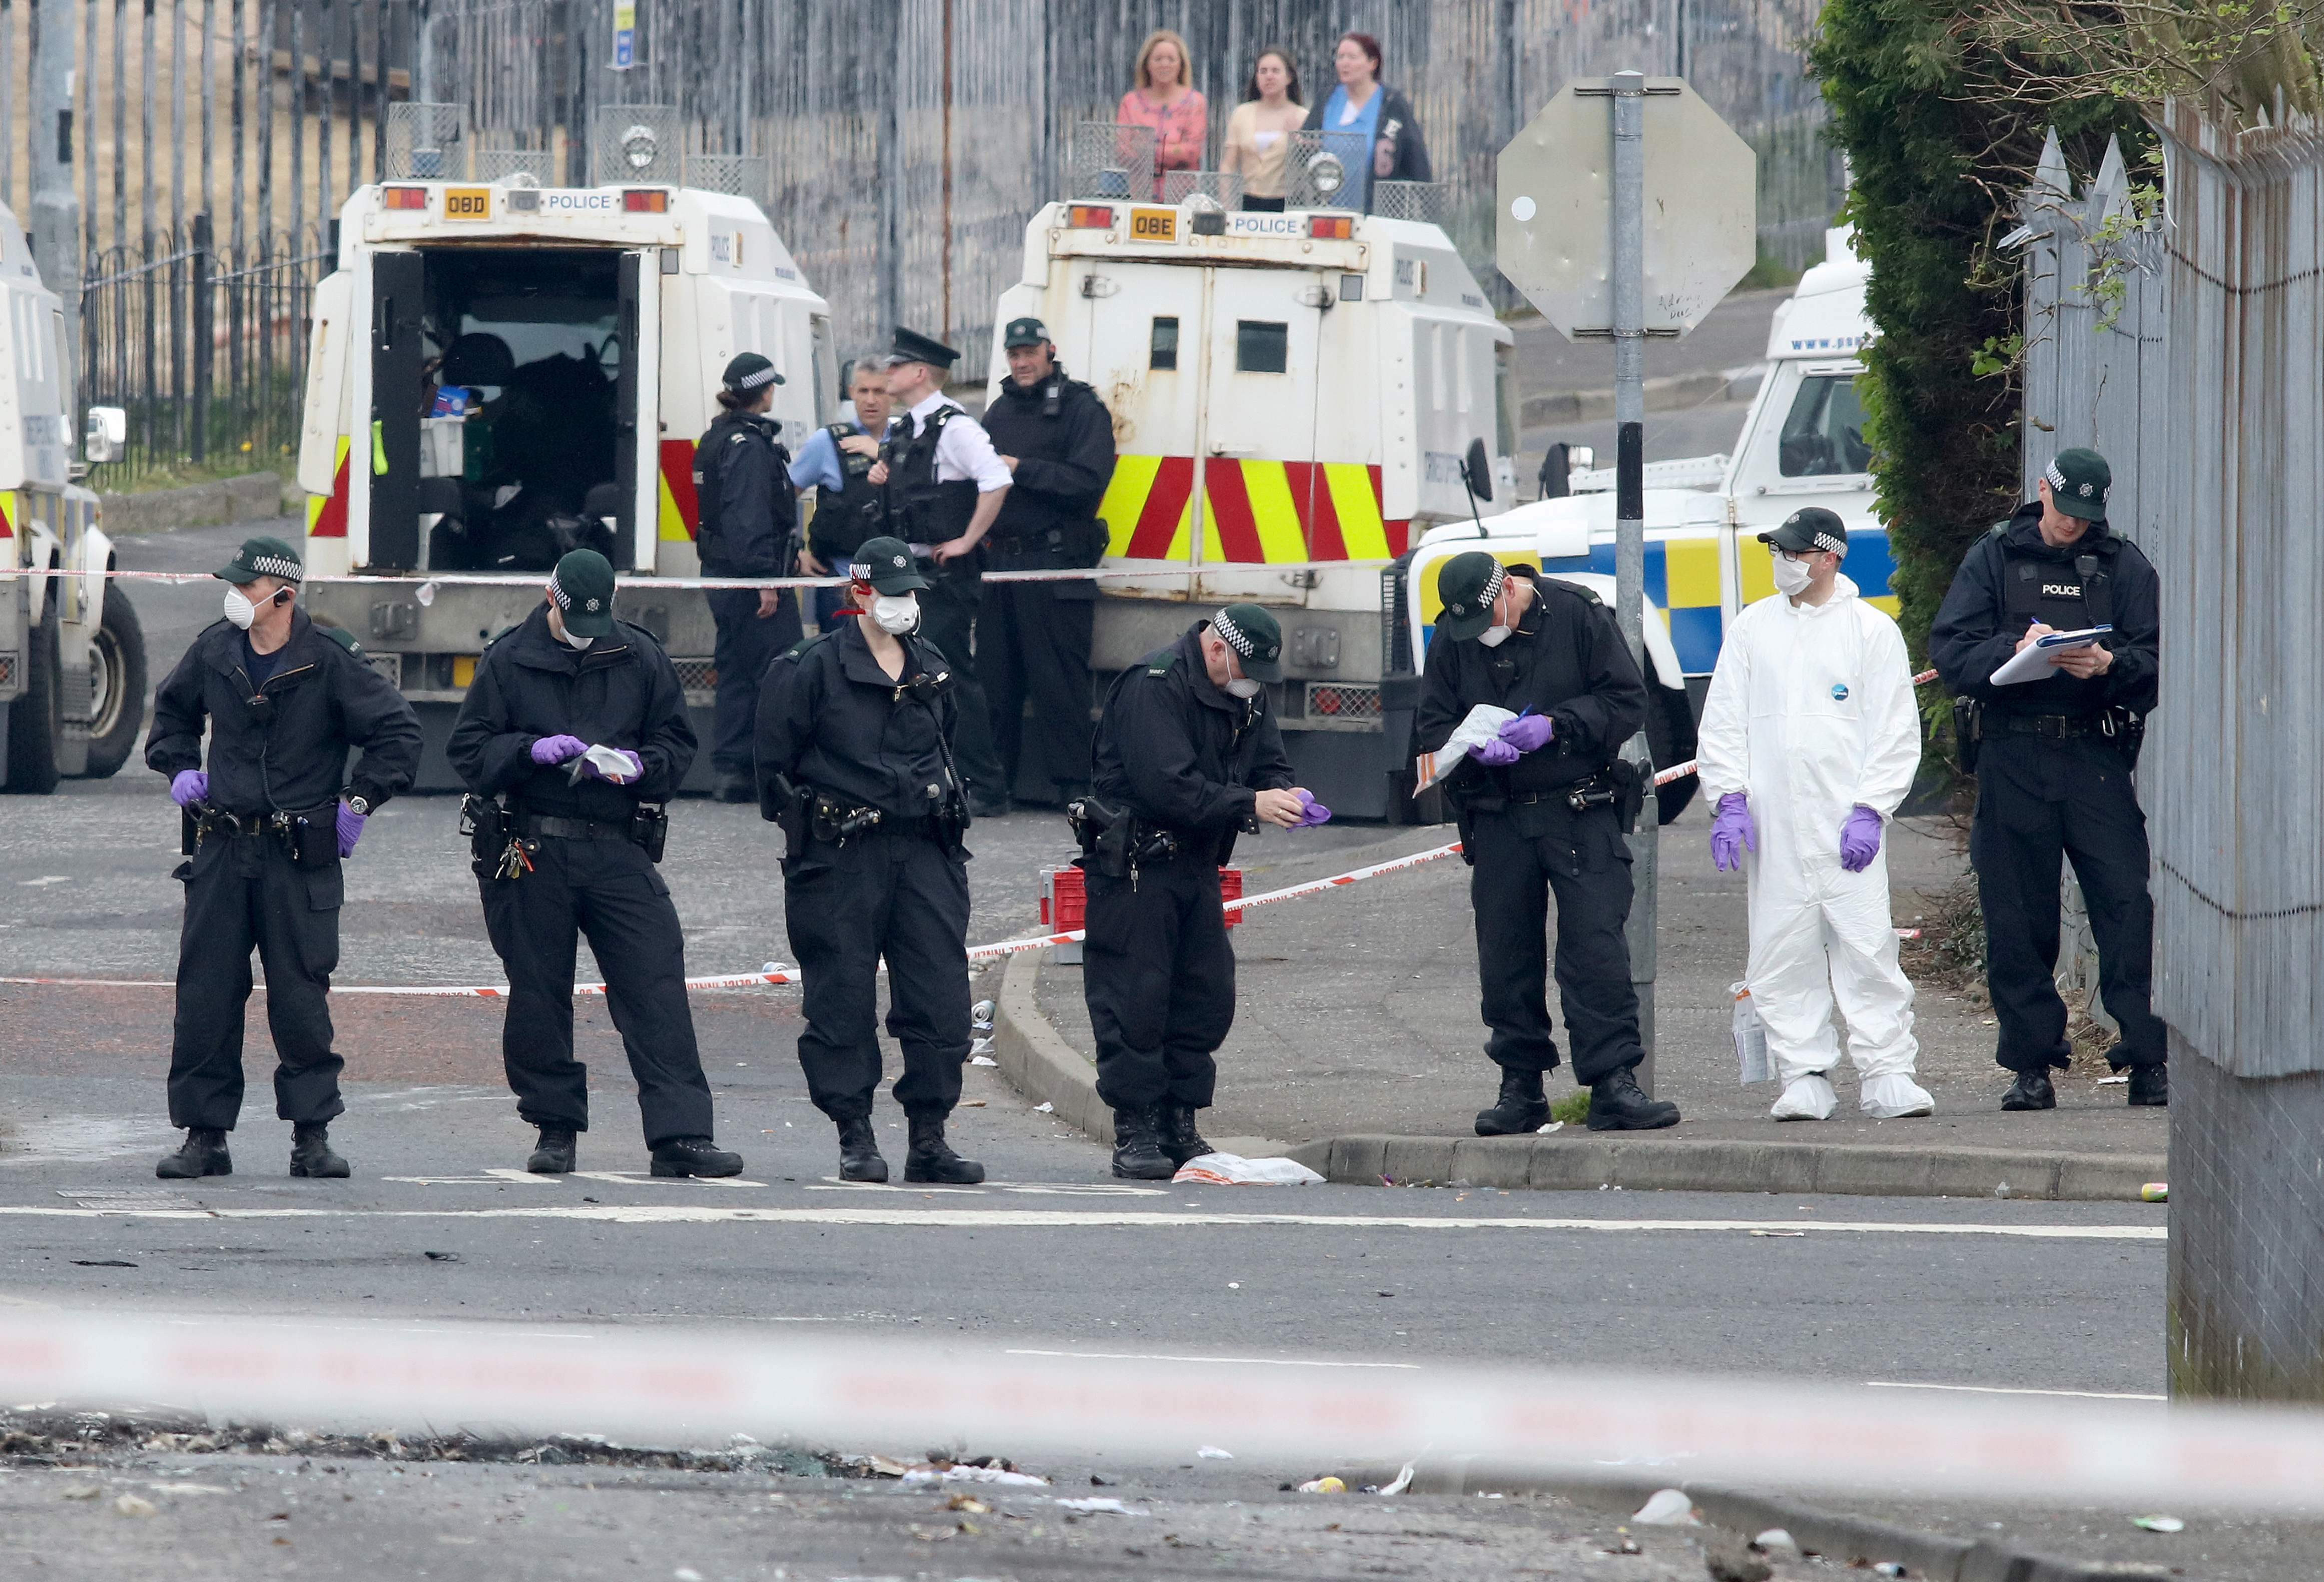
[1128,206,1178,242]
[442,187,493,221]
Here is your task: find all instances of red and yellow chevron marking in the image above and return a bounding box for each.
[0,492,14,538]
[658,439,699,541]
[1098,456,1409,563]
[306,437,353,538]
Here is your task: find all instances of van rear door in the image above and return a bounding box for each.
[1068,258,1204,566]
[1197,266,1325,596]
[368,251,425,569]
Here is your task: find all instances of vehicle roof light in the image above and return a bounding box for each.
[1066,204,1114,229]
[382,186,429,211]
[623,188,670,212]
[1309,215,1353,240]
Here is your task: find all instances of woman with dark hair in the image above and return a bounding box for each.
[1302,30,1431,213]
[1116,29,1207,199]
[1222,47,1306,212]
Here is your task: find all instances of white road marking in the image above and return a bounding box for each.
[1865,1380,2166,1402]
[1008,1348,1422,1369]
[0,1205,2168,1237]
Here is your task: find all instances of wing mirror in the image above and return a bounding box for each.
[84,406,127,465]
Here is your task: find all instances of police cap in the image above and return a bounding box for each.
[215,534,304,586]
[1002,316,1050,349]
[1758,506,1848,556]
[887,325,962,370]
[847,536,932,595]
[2044,447,2111,522]
[721,352,784,393]
[548,548,618,638]
[1434,551,1509,642]
[1211,604,1283,683]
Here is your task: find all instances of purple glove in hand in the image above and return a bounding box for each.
[169,769,210,808]
[1839,804,1884,873]
[1291,789,1333,829]
[531,734,589,766]
[1499,711,1555,753]
[1472,737,1521,767]
[1709,792,1757,872]
[336,799,366,859]
[580,747,645,785]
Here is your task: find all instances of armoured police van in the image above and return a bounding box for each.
[0,202,146,793]
[295,177,834,786]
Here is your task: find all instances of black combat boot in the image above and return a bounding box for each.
[1473,1068,1550,1136]
[2126,1063,2169,1107]
[156,1128,232,1181]
[836,1116,888,1183]
[903,1114,986,1185]
[2001,1068,2057,1111]
[1160,1102,1213,1167]
[527,1127,578,1174]
[288,1123,350,1178]
[1585,1068,1681,1131]
[650,1136,745,1178]
[1110,1108,1176,1180]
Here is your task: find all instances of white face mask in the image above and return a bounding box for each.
[1477,624,1513,648]
[871,593,921,635]
[1771,553,1814,596]
[223,586,285,630]
[556,621,594,650]
[1224,676,1263,699]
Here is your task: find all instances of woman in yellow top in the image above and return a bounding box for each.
[1220,47,1307,212]
[1115,30,1207,200]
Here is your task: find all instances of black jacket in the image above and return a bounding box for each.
[1929,503,2160,717]
[1092,624,1297,862]
[445,604,697,820]
[980,369,1117,570]
[693,409,795,576]
[147,610,422,816]
[754,622,962,823]
[1303,84,1433,194]
[1415,566,1646,802]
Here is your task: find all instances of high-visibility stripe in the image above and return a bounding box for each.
[659,439,699,541]
[1099,454,1160,557]
[0,492,13,538]
[1103,454,1407,563]
[307,439,353,539]
[1324,463,1389,560]
[1128,455,1196,558]
[1201,457,1265,563]
[1285,461,1345,560]
[1241,460,1309,564]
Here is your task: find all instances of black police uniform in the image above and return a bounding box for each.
[976,366,1117,802]
[805,420,891,574]
[885,403,1008,804]
[693,407,805,791]
[147,610,423,1135]
[1083,624,1295,1126]
[1929,502,2165,1080]
[445,605,717,1147]
[755,620,977,1172]
[1415,567,1655,1092]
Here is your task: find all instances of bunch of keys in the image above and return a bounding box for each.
[497,838,537,880]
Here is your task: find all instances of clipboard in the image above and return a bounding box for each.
[1991,624,2112,686]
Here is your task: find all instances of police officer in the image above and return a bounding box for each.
[446,549,744,1178]
[1415,552,1680,1134]
[1081,605,1325,1179]
[756,535,983,1185]
[148,536,423,1181]
[875,326,1014,816]
[789,352,896,632]
[977,317,1117,806]
[1930,447,2165,1109]
[694,351,805,803]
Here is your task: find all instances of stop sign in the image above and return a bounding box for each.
[1496,78,1758,341]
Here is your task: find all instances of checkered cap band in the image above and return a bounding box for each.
[250,554,302,581]
[1812,531,1845,554]
[1481,563,1506,607]
[736,365,779,391]
[547,571,570,610]
[2044,458,2101,500]
[1213,609,1254,659]
[2044,459,2069,492]
[849,550,912,581]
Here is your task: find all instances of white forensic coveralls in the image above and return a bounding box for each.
[1697,574,1930,1118]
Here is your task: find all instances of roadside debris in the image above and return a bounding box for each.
[2131,1514,2184,1533]
[1752,1527,1798,1553]
[899,1460,1049,1489]
[1631,1487,1699,1525]
[1170,1153,1324,1186]
[112,1493,157,1518]
[1373,1463,1415,1495]
[1293,1476,1345,1493]
[2140,1183,2168,1203]
[1054,1496,1140,1515]
[1196,1445,1233,1459]
[1704,1539,1772,1582]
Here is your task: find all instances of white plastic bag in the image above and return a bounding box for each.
[1732,983,1772,1085]
[1413,704,1517,791]
[1171,1152,1325,1186]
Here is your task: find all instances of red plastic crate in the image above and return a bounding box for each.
[1039,864,1242,928]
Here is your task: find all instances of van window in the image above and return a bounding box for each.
[1236,320,1288,374]
[1150,316,1179,371]
[1778,373,1873,476]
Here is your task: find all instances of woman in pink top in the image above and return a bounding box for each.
[1116,29,1207,198]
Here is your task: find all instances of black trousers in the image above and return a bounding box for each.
[166,832,346,1132]
[1466,803,1645,1086]
[705,583,802,780]
[916,558,1005,797]
[783,827,972,1121]
[1084,854,1234,1111]
[1970,733,2165,1072]
[477,835,716,1144]
[980,580,1096,799]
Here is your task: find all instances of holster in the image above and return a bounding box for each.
[283,804,341,871]
[461,793,509,864]
[771,774,811,859]
[1067,794,1133,879]
[181,803,204,857]
[632,804,670,864]
[1953,696,1984,773]
[1604,759,1645,835]
[2101,705,2146,768]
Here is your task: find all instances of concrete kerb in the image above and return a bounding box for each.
[988,954,2165,1202]
[1331,1467,2170,1582]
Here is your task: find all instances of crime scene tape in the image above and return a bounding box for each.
[0,560,1389,592]
[0,1309,2315,1513]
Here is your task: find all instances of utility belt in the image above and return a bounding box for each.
[1066,794,1193,878]
[770,775,964,857]
[1953,700,2144,770]
[1491,762,1644,832]
[988,518,1107,569]
[462,794,669,878]
[182,800,341,870]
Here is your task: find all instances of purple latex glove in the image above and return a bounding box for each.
[169,769,210,808]
[336,799,366,859]
[1839,804,1884,873]
[530,734,589,766]
[1291,789,1333,828]
[1709,792,1757,872]
[1499,710,1555,753]
[580,747,645,784]
[1472,736,1521,767]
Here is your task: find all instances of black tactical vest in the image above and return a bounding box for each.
[1998,538,2117,632]
[886,407,979,546]
[809,421,889,561]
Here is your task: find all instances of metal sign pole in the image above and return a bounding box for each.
[1609,70,1658,1092]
